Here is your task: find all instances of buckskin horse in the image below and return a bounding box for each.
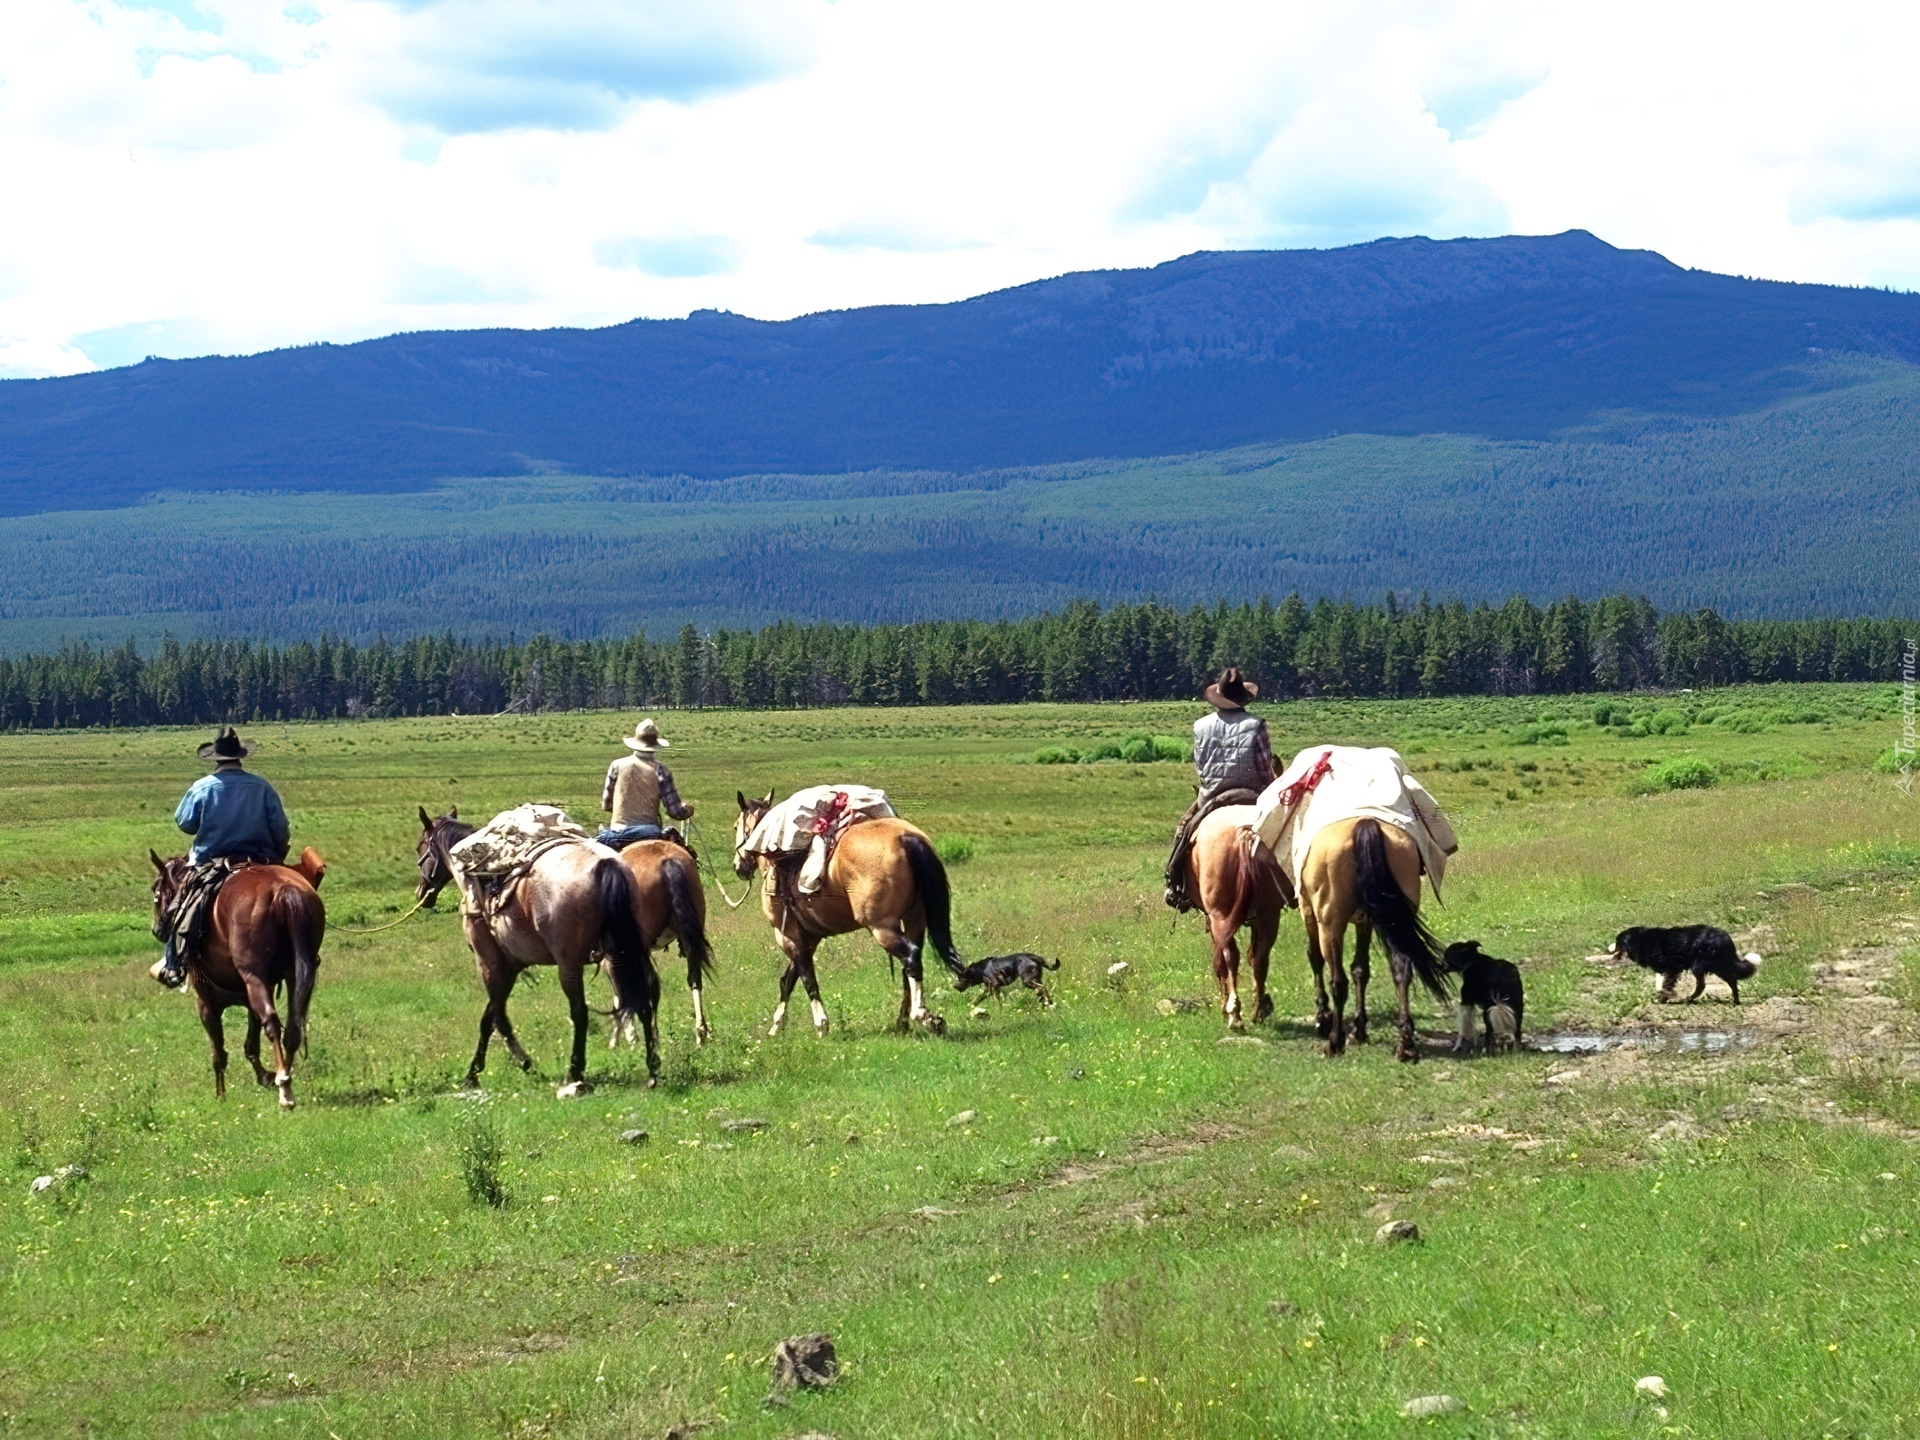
[732,790,966,1036]
[1297,817,1450,1061]
[148,848,326,1109]
[1186,805,1292,1030]
[413,807,661,1093]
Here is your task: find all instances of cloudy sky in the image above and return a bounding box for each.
[2,0,1917,377]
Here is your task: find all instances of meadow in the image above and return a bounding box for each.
[1,685,1917,1438]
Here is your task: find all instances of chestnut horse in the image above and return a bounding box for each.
[1297,816,1450,1061]
[1185,805,1292,1030]
[612,837,714,1047]
[148,848,326,1109]
[417,809,712,1054]
[732,790,965,1036]
[412,809,660,1093]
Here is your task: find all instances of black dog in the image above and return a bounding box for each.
[1442,941,1524,1054]
[1612,926,1759,1003]
[953,952,1060,1006]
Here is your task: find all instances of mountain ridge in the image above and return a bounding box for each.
[6,230,1919,514]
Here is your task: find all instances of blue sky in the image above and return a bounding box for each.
[2,0,1917,377]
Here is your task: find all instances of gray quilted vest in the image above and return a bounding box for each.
[1193,708,1268,797]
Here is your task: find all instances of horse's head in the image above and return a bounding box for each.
[416,805,473,906]
[733,789,774,880]
[149,849,188,937]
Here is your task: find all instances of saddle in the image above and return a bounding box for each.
[1163,786,1263,912]
[154,857,265,967]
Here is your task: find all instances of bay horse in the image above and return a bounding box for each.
[148,848,326,1109]
[1185,805,1293,1030]
[413,808,660,1093]
[418,808,713,1053]
[1297,816,1450,1061]
[732,790,966,1036]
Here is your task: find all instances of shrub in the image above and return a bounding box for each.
[1874,747,1911,775]
[1152,735,1191,762]
[1078,741,1123,764]
[1033,745,1079,765]
[1591,701,1617,726]
[1509,721,1568,746]
[460,1115,509,1208]
[935,835,976,865]
[1646,758,1718,791]
[1119,732,1156,764]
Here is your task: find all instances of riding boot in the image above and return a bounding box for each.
[149,938,188,989]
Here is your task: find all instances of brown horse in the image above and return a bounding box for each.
[732,790,965,1036]
[418,809,713,1052]
[413,809,661,1093]
[613,837,714,1047]
[148,849,326,1109]
[1296,816,1450,1061]
[1185,805,1293,1030]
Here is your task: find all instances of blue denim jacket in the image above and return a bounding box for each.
[174,766,290,864]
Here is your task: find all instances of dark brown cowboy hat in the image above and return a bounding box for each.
[1204,667,1259,708]
[196,726,250,761]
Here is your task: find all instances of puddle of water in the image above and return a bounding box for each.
[1525,1030,1759,1055]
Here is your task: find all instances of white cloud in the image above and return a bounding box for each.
[0,0,1916,379]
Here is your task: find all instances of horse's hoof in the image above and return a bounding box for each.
[556,1079,594,1099]
[518,1057,535,1072]
[1395,1043,1420,1064]
[646,1075,659,1089]
[278,1091,296,1110]
[1225,1014,1246,1034]
[1314,1014,1334,1039]
[814,1020,831,1038]
[1254,999,1274,1024]
[1352,1027,1370,1045]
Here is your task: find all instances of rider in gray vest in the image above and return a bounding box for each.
[1164,668,1275,911]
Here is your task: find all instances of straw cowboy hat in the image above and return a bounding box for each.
[622,718,670,752]
[1203,667,1259,709]
[196,725,251,761]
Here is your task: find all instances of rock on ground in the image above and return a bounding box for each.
[1375,1220,1421,1245]
[771,1334,839,1390]
[1401,1395,1463,1417]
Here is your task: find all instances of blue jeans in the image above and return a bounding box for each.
[596,823,664,851]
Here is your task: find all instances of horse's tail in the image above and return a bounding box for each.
[278,885,324,1059]
[660,855,713,989]
[1217,831,1261,939]
[901,834,966,978]
[594,859,659,1035]
[1352,818,1450,1003]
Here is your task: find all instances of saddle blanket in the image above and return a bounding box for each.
[449,804,612,912]
[1250,746,1459,897]
[739,784,895,857]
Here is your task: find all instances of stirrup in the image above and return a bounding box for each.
[149,956,188,990]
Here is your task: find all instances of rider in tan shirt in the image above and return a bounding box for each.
[598,718,693,849]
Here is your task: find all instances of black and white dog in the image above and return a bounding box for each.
[1611,925,1760,1003]
[953,952,1060,1006]
[1442,941,1524,1054]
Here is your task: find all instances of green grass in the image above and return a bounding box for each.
[2,686,1918,1436]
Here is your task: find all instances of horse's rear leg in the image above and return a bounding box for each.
[1303,905,1333,1039]
[1351,922,1373,1046]
[242,1013,274,1089]
[1211,919,1245,1031]
[1314,919,1350,1057]
[195,988,229,1100]
[1249,897,1279,1025]
[558,963,593,1092]
[241,976,294,1110]
[876,924,943,1035]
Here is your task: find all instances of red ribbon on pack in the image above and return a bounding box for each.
[811,790,851,837]
[1276,749,1334,809]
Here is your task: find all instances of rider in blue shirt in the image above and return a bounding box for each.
[152,727,290,987]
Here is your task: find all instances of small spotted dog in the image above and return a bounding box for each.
[953,952,1060,1007]
[1443,941,1524,1054]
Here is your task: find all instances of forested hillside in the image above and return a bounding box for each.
[3,595,1908,730]
[3,230,1919,512]
[2,361,1916,651]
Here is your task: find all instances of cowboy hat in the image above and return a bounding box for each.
[622,718,670,751]
[1203,667,1259,708]
[196,726,250,760]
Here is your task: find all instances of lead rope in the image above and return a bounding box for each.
[685,816,753,909]
[336,893,432,934]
